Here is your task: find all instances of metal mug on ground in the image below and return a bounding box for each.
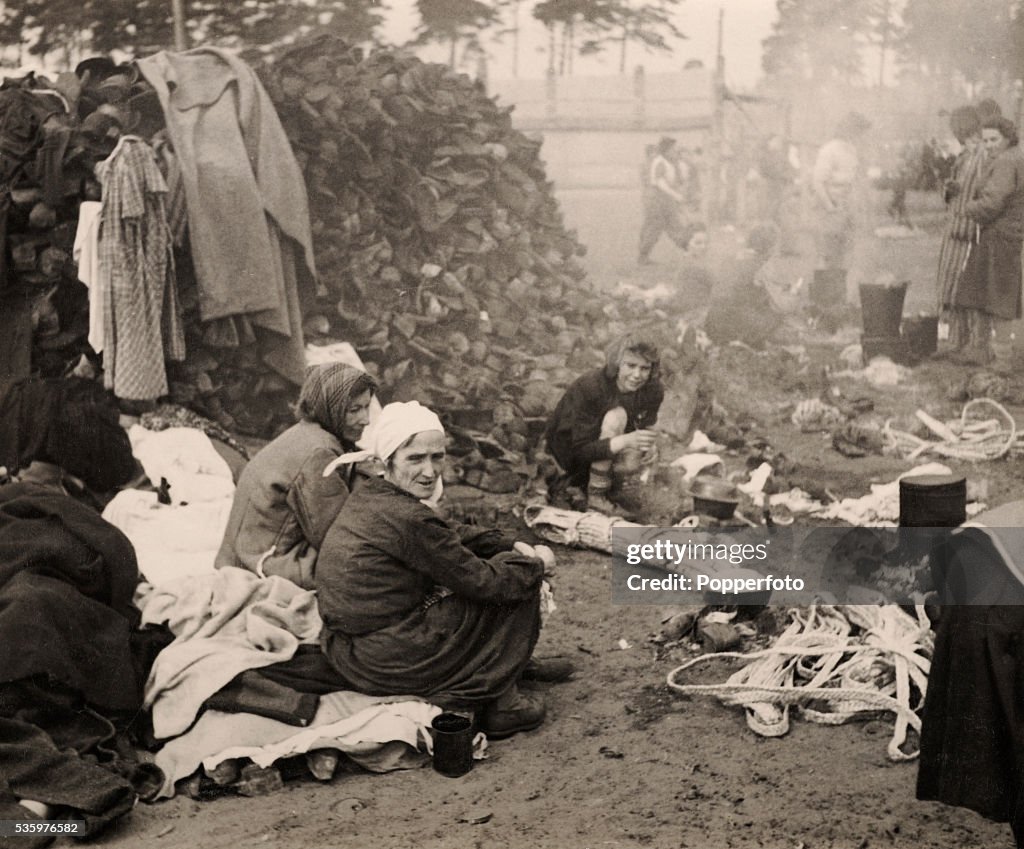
[431,712,474,778]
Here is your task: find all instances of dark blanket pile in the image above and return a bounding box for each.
[0,377,135,492]
[0,483,155,843]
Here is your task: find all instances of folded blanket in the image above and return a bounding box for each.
[139,568,322,739]
[153,692,439,798]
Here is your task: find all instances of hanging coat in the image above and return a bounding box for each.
[136,48,317,384]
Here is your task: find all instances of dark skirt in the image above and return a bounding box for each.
[322,588,541,711]
[954,231,1023,320]
[917,605,1024,832]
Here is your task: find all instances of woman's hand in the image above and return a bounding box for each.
[609,430,657,454]
[513,541,556,575]
[533,544,556,574]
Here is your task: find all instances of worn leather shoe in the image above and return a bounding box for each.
[521,656,576,683]
[587,492,637,520]
[481,692,546,740]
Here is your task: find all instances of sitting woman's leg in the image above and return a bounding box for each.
[588,407,628,508]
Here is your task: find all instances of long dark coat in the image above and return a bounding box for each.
[316,476,543,710]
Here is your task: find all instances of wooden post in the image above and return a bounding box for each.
[172,0,188,51]
[633,65,645,129]
[545,67,557,124]
[707,8,726,223]
[511,0,520,78]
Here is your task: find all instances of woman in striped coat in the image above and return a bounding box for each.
[937,105,988,353]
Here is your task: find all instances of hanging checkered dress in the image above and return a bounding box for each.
[96,136,185,401]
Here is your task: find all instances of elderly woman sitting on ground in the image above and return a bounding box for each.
[215,363,377,589]
[545,333,664,516]
[316,401,571,739]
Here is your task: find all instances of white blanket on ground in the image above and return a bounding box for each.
[103,426,235,585]
[153,692,441,798]
[103,489,230,585]
[127,424,235,504]
[139,567,322,739]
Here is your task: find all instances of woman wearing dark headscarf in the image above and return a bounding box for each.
[953,116,1024,367]
[937,105,987,353]
[544,333,663,514]
[215,363,377,589]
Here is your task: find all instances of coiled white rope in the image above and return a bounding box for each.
[884,397,1017,462]
[666,605,933,761]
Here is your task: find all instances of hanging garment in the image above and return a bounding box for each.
[137,48,316,385]
[96,135,185,400]
[74,200,104,353]
[152,134,187,246]
[0,87,62,185]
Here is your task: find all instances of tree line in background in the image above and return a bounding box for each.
[4,0,1022,91]
[763,0,1024,94]
[0,0,685,76]
[0,0,386,63]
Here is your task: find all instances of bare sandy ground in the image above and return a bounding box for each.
[90,189,1018,849]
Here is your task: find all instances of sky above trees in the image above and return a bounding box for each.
[3,0,1022,97]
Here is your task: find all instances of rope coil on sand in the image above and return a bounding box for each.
[884,397,1018,462]
[666,605,933,761]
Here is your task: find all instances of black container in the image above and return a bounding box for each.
[431,712,474,778]
[902,314,939,361]
[899,474,967,528]
[859,281,908,338]
[862,334,906,364]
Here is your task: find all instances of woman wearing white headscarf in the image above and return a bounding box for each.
[316,402,567,739]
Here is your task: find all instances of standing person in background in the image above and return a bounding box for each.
[937,106,988,356]
[674,145,694,215]
[686,145,705,215]
[953,116,1024,369]
[758,134,798,223]
[810,111,871,309]
[638,136,689,265]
